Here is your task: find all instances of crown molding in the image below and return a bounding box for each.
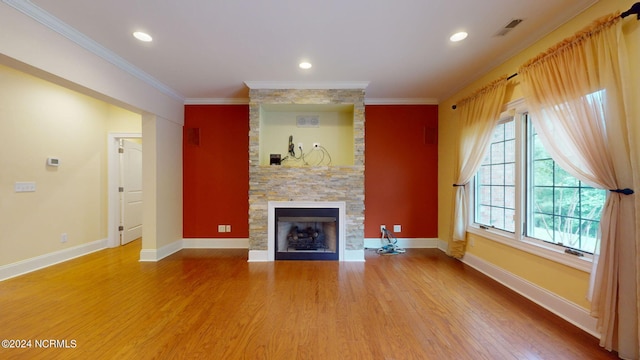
[184,97,440,105]
[244,81,370,90]
[3,0,184,102]
[185,97,441,106]
[365,98,439,105]
[184,98,250,105]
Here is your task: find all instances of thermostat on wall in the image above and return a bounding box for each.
[47,157,60,167]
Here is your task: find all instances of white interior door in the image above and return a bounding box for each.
[120,139,143,245]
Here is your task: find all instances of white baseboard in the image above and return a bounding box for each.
[437,239,448,252]
[344,249,365,262]
[364,237,440,249]
[0,238,108,281]
[247,250,269,262]
[139,240,182,262]
[183,238,249,249]
[462,252,599,338]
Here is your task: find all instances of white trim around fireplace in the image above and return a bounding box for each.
[249,201,351,262]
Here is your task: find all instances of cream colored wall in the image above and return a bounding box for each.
[0,63,141,266]
[438,0,639,309]
[2,3,185,260]
[259,109,355,166]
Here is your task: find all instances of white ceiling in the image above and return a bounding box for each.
[24,0,598,103]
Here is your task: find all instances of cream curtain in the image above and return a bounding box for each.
[519,14,637,358]
[448,77,508,259]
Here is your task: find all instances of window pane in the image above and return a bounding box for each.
[581,188,605,220]
[555,216,580,247]
[477,205,491,225]
[532,129,548,160]
[555,188,579,217]
[491,207,505,229]
[504,208,515,232]
[505,186,515,208]
[504,120,515,139]
[504,163,515,186]
[531,213,554,242]
[491,143,504,164]
[505,139,516,163]
[478,166,491,185]
[533,187,554,214]
[478,185,491,205]
[580,220,600,248]
[555,166,578,187]
[491,164,504,185]
[492,123,505,142]
[491,186,505,208]
[526,116,604,254]
[473,119,515,232]
[533,159,554,186]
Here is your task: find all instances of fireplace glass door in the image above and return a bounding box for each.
[275,208,339,260]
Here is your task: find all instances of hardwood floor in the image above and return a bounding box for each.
[0,241,618,359]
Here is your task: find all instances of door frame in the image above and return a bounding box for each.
[108,132,142,248]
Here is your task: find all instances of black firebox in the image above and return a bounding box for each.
[274,207,339,260]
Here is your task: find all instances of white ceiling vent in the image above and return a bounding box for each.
[495,19,524,36]
[296,115,320,128]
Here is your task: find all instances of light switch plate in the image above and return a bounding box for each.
[15,182,36,192]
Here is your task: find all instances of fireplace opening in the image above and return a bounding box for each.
[275,207,339,260]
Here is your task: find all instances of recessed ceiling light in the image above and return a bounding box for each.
[133,31,153,42]
[299,62,312,70]
[450,31,468,42]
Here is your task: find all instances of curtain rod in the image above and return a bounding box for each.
[451,2,640,110]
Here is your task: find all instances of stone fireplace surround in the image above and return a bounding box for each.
[245,82,367,262]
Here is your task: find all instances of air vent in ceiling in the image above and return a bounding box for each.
[495,18,524,36]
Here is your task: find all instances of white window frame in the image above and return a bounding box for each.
[467,98,594,272]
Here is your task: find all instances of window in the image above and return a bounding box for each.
[526,116,605,254]
[474,120,516,232]
[472,112,605,256]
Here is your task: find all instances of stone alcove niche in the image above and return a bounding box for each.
[245,82,368,262]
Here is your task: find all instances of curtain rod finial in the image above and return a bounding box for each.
[621,2,640,19]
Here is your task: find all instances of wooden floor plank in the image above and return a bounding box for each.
[0,241,618,359]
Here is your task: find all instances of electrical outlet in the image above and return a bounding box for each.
[225,225,231,232]
[313,142,320,148]
[61,233,68,243]
[393,225,401,232]
[298,142,303,150]
[380,225,386,232]
[218,225,226,232]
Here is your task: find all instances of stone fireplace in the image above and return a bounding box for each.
[245,83,367,261]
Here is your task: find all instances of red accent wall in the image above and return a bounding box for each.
[183,105,249,238]
[183,104,438,239]
[364,105,438,238]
